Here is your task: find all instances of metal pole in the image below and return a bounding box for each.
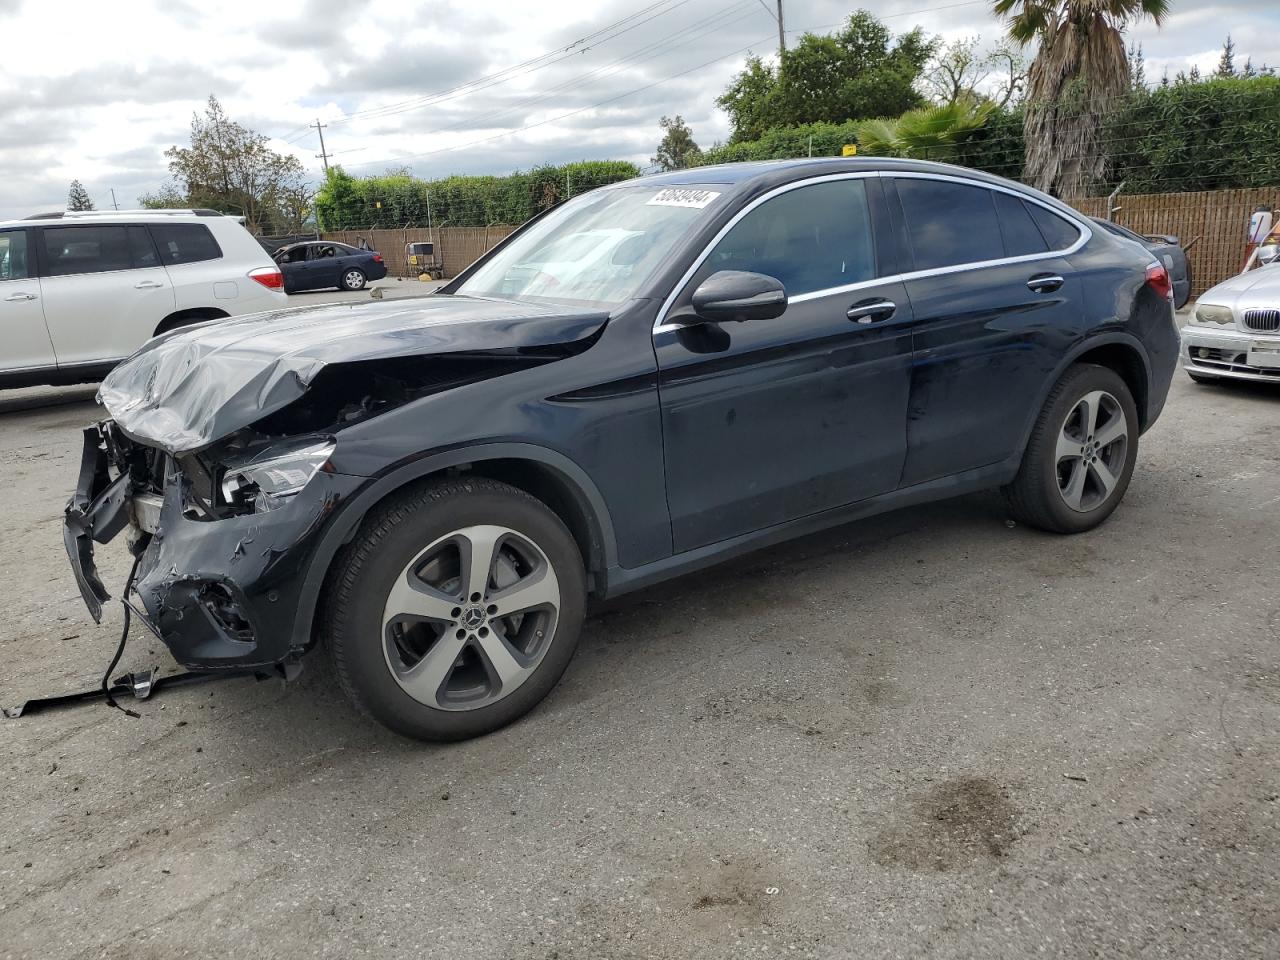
[776,0,785,75]
[1106,181,1126,221]
[313,119,331,174]
[565,170,571,200]
[109,188,119,210]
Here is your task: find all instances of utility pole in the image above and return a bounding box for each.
[776,0,785,76]
[109,188,119,211]
[313,119,332,174]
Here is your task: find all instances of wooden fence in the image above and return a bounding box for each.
[320,226,517,281]
[323,186,1278,298]
[1067,187,1276,297]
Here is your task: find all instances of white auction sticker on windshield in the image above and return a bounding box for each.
[647,188,721,209]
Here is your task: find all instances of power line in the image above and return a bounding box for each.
[356,0,761,153]
[330,0,692,127]
[341,32,779,172]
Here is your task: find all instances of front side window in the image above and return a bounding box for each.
[0,230,29,281]
[42,226,134,276]
[455,184,722,308]
[897,179,1004,271]
[692,179,876,297]
[149,223,223,265]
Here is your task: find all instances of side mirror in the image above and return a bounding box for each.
[685,270,787,324]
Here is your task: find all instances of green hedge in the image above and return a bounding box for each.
[1102,76,1280,193]
[314,160,641,230]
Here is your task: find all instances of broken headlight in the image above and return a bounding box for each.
[219,439,335,514]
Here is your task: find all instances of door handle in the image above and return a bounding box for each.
[4,292,37,302]
[134,280,165,290]
[1027,274,1065,293]
[846,299,897,324]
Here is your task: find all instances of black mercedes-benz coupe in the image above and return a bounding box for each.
[65,158,1180,740]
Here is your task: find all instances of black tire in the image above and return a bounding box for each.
[1003,363,1139,534]
[323,478,586,741]
[340,268,367,291]
[1187,371,1219,385]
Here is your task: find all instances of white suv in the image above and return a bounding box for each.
[0,209,287,388]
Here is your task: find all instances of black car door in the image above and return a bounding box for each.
[654,175,914,553]
[887,175,1089,487]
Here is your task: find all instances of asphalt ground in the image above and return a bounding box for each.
[1,306,1277,959]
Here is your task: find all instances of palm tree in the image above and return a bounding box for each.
[994,0,1170,198]
[855,97,995,161]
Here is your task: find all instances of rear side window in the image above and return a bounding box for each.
[149,223,223,265]
[994,193,1048,257]
[897,179,1003,271]
[0,230,29,280]
[696,179,877,297]
[42,226,135,276]
[1027,204,1081,250]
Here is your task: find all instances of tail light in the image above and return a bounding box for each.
[372,253,384,263]
[1145,262,1173,302]
[248,266,284,290]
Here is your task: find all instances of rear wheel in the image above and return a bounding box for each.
[341,268,367,291]
[324,478,586,741]
[1004,364,1139,534]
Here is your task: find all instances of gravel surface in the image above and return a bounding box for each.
[1,335,1277,959]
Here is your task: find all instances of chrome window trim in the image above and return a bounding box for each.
[652,169,1092,335]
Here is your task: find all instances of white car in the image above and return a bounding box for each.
[0,209,286,388]
[1182,263,1280,384]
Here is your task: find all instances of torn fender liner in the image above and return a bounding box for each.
[99,294,609,455]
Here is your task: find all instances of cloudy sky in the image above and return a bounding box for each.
[0,0,1277,219]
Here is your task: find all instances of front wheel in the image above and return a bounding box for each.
[341,268,367,291]
[324,478,586,741]
[1003,364,1139,534]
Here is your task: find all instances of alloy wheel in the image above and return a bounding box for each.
[381,525,560,711]
[344,270,365,289]
[1055,389,1129,513]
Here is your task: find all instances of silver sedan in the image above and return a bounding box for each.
[1181,264,1280,384]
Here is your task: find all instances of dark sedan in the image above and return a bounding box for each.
[1091,218,1191,309]
[273,240,387,293]
[67,158,1179,741]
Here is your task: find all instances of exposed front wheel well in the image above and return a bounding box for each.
[154,307,230,336]
[1071,343,1150,430]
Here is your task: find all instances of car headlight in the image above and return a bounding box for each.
[220,439,335,513]
[1194,304,1234,325]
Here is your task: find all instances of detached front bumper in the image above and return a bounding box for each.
[1181,324,1280,383]
[64,424,366,670]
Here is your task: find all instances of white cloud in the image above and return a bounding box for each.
[1,0,1276,218]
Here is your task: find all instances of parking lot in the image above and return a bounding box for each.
[1,314,1277,958]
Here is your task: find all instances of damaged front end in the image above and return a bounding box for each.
[65,418,365,670]
[65,294,609,673]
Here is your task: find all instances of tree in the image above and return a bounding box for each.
[1217,35,1236,77]
[856,96,995,160]
[66,180,94,211]
[922,37,1026,107]
[651,115,702,170]
[717,11,935,142]
[162,95,306,233]
[138,184,188,208]
[1128,41,1147,91]
[994,0,1171,198]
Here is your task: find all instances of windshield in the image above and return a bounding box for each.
[455,184,725,308]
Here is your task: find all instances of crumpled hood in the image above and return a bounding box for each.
[99,294,609,454]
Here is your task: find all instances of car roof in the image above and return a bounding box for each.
[0,209,236,229]
[622,157,1080,219]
